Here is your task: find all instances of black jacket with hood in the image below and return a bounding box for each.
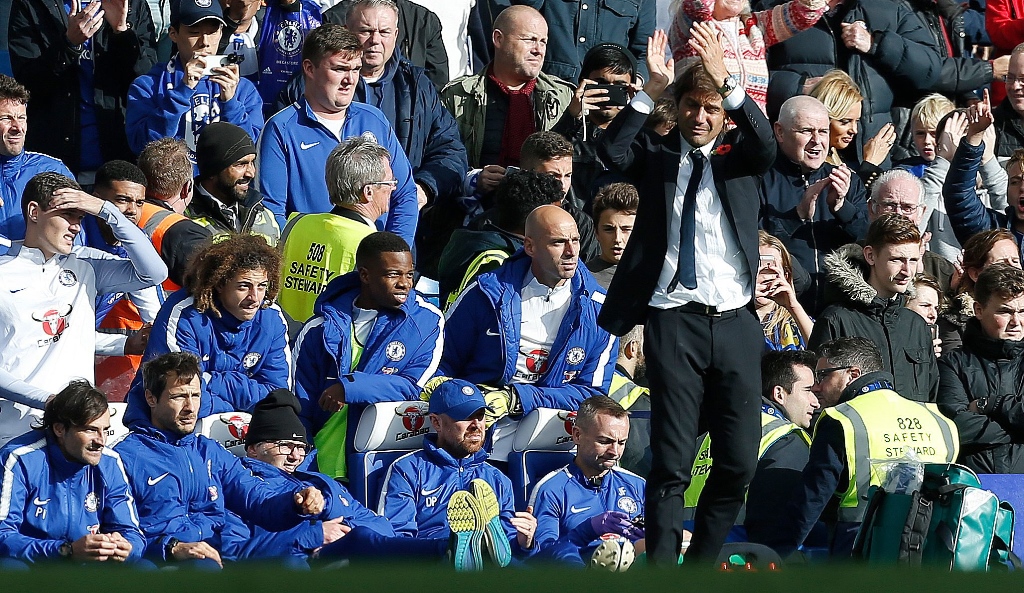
[808,243,939,402]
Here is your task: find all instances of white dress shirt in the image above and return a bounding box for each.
[630,90,753,310]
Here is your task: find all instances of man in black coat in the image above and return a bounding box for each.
[9,0,158,175]
[596,25,776,566]
[939,263,1024,473]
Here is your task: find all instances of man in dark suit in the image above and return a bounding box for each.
[596,24,777,565]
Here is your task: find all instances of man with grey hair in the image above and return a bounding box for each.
[277,136,395,332]
[760,95,869,315]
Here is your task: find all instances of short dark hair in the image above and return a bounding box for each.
[0,74,29,104]
[302,24,362,67]
[645,95,677,130]
[494,170,564,233]
[22,172,81,218]
[95,160,148,191]
[37,380,108,432]
[975,263,1024,307]
[143,352,201,400]
[817,337,883,373]
[673,62,718,104]
[355,231,411,268]
[520,131,573,170]
[864,213,921,250]
[579,43,635,82]
[761,350,818,400]
[574,395,628,432]
[592,182,639,221]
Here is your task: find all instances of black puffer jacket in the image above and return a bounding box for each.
[938,318,1024,474]
[761,0,942,165]
[807,243,939,402]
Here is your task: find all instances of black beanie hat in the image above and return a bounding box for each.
[245,389,308,446]
[195,122,257,179]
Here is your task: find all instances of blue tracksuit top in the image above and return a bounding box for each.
[123,288,292,429]
[255,97,418,244]
[113,421,332,560]
[528,462,645,552]
[125,57,264,158]
[0,431,145,562]
[291,271,444,434]
[0,151,74,240]
[439,249,617,414]
[378,434,533,557]
[220,457,394,561]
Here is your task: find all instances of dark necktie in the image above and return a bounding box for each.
[669,149,706,292]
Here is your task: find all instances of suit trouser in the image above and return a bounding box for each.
[644,305,762,565]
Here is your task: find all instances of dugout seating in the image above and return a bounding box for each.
[349,400,435,510]
[508,408,577,511]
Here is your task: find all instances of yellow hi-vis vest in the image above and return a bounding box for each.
[191,207,281,247]
[277,212,374,325]
[824,388,959,522]
[682,412,810,516]
[444,249,511,310]
[608,372,648,409]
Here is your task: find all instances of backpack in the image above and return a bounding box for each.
[853,463,1018,571]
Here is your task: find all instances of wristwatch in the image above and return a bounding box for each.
[717,75,738,97]
[164,537,181,560]
[58,541,73,559]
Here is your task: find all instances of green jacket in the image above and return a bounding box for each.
[440,68,574,169]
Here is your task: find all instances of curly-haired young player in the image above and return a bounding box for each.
[121,234,291,427]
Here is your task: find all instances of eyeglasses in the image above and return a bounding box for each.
[814,366,852,383]
[364,179,399,189]
[1004,74,1024,86]
[870,200,925,215]
[266,441,309,456]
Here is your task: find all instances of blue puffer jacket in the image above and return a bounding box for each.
[0,151,74,240]
[255,98,418,244]
[123,289,292,428]
[0,431,145,562]
[292,271,444,434]
[220,457,393,562]
[942,139,1024,261]
[114,421,332,559]
[379,434,533,557]
[439,249,617,414]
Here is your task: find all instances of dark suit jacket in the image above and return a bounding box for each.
[595,94,777,336]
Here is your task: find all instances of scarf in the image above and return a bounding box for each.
[488,69,537,167]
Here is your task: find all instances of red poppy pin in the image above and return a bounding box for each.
[714,144,732,156]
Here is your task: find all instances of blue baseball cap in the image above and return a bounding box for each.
[429,379,490,421]
[171,0,226,27]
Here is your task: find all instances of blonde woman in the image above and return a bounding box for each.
[808,70,896,187]
[756,231,814,350]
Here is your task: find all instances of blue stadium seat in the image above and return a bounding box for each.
[348,400,435,510]
[978,474,1024,557]
[508,408,577,511]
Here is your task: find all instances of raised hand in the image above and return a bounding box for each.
[642,29,674,101]
[67,0,105,46]
[689,21,729,90]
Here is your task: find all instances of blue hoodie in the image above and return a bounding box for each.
[123,288,292,428]
[125,57,264,158]
[379,434,533,557]
[439,250,617,413]
[114,421,332,560]
[220,456,393,562]
[0,431,145,562]
[255,97,418,244]
[292,270,444,434]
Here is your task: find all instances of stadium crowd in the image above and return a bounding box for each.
[1,0,1024,572]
